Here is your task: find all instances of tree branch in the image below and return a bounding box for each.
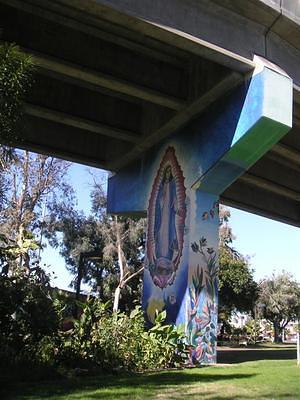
[122,266,144,286]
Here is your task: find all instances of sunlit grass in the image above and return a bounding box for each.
[2,360,300,400]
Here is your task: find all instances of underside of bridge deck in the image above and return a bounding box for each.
[1,0,300,226]
[0,0,248,168]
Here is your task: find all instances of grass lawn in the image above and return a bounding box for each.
[1,359,299,400]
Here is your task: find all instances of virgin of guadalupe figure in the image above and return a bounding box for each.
[155,165,178,264]
[146,147,186,289]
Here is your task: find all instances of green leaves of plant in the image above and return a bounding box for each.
[0,43,34,143]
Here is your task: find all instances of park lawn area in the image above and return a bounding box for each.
[2,360,300,400]
[217,343,297,364]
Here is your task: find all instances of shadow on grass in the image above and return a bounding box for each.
[185,394,298,400]
[1,370,257,400]
[256,343,297,349]
[217,348,297,364]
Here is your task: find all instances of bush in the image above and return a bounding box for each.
[245,319,262,344]
[58,298,188,372]
[0,272,61,383]
[0,274,59,358]
[0,276,188,379]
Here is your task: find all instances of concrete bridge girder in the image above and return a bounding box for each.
[1,0,300,365]
[0,0,300,225]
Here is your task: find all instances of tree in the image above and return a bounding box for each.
[0,42,34,212]
[48,178,113,302]
[90,180,146,312]
[0,43,34,170]
[0,44,75,275]
[218,206,258,325]
[51,178,146,312]
[49,208,109,299]
[0,150,74,274]
[245,319,262,344]
[218,247,258,317]
[103,215,145,312]
[258,271,300,342]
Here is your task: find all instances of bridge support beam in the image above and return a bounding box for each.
[107,57,292,364]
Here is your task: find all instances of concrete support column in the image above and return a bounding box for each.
[107,56,292,364]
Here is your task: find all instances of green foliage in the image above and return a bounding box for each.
[0,43,34,143]
[0,232,39,273]
[258,271,300,342]
[230,326,243,341]
[0,150,74,273]
[49,209,108,294]
[58,299,188,372]
[0,43,34,208]
[218,206,258,320]
[0,270,59,368]
[218,245,258,319]
[245,319,262,344]
[145,310,188,369]
[51,181,146,312]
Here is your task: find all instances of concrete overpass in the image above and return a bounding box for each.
[0,0,299,225]
[1,0,300,363]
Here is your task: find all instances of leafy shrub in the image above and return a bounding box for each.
[58,298,188,372]
[245,319,262,344]
[0,273,59,365]
[0,271,61,383]
[0,276,188,378]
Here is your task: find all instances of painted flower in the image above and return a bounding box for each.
[191,242,199,253]
[213,201,219,209]
[202,211,209,220]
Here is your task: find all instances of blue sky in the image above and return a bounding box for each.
[228,208,300,282]
[43,162,106,291]
[44,162,300,291]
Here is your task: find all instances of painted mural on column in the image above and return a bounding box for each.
[142,145,219,364]
[108,64,292,365]
[187,191,219,364]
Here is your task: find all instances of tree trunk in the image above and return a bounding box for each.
[273,320,282,343]
[96,266,104,299]
[73,254,84,318]
[76,254,84,301]
[16,223,24,270]
[15,151,29,273]
[16,223,30,273]
[113,285,121,313]
[112,216,144,312]
[113,216,124,313]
